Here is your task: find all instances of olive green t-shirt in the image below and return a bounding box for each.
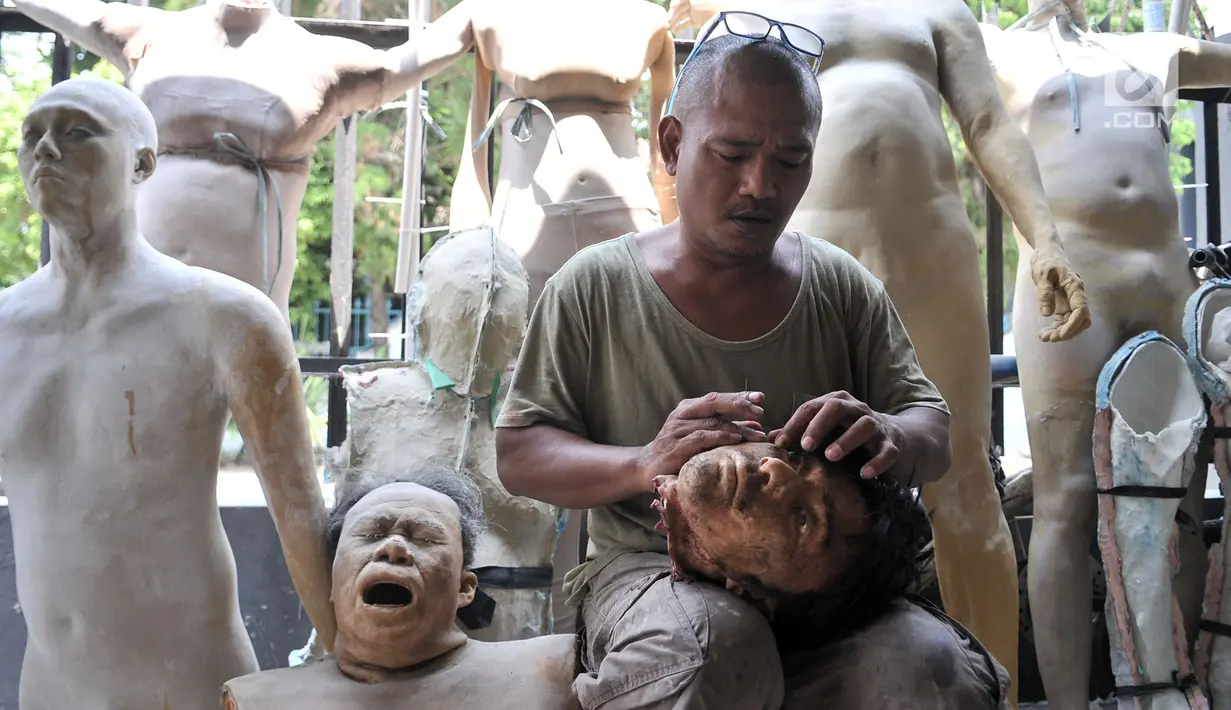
[495,232,948,600]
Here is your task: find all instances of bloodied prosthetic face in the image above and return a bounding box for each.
[653,442,870,595]
[330,481,479,669]
[17,77,156,230]
[661,34,822,260]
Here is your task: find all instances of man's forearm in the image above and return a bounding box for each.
[496,424,647,509]
[886,407,952,487]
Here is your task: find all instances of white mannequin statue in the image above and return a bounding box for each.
[0,77,335,709]
[667,2,1095,701]
[11,0,482,316]
[979,1,1231,705]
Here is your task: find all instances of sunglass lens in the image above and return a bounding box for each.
[782,25,825,56]
[723,11,773,39]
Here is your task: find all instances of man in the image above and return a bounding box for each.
[495,30,1005,709]
[0,77,334,708]
[222,468,580,709]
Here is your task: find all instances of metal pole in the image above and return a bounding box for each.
[1142,0,1166,31]
[1169,0,1194,35]
[392,0,430,296]
[986,188,1005,449]
[1205,100,1222,246]
[40,33,74,268]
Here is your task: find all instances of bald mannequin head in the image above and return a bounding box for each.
[658,33,822,260]
[18,77,158,230]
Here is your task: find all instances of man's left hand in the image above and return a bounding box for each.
[769,391,904,479]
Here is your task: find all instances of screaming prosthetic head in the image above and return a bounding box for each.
[651,442,871,602]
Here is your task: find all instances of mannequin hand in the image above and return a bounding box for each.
[667,0,714,32]
[1030,240,1091,343]
[769,391,903,479]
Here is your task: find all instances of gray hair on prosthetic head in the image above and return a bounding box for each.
[406,226,530,395]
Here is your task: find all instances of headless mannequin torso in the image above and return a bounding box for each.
[668,2,1095,702]
[448,0,678,306]
[0,77,334,709]
[12,0,481,315]
[980,2,1231,706]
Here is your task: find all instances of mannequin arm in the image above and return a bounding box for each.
[12,0,157,71]
[936,5,1059,252]
[447,54,496,230]
[326,0,476,118]
[214,289,338,651]
[648,24,678,223]
[937,0,1090,341]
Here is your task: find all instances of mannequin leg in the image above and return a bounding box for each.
[904,292,1019,708]
[1013,267,1120,710]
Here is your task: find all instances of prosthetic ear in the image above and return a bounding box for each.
[457,569,478,608]
[658,115,683,177]
[133,146,156,184]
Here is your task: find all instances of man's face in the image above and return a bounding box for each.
[660,73,816,259]
[331,483,476,666]
[653,443,867,595]
[18,85,136,226]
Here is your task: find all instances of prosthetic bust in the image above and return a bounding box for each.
[668,2,1095,699]
[0,77,334,709]
[338,227,558,641]
[1093,331,1207,710]
[652,442,1013,709]
[446,0,679,307]
[978,1,1231,704]
[12,0,480,316]
[1186,282,1231,709]
[223,471,580,709]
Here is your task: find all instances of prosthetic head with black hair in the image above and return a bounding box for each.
[659,32,822,261]
[327,467,487,676]
[652,440,929,652]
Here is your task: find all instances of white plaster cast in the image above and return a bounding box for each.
[1188,289,1231,709]
[11,0,483,316]
[1096,337,1206,710]
[0,77,334,709]
[339,227,557,641]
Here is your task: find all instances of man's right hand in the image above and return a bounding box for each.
[636,391,767,489]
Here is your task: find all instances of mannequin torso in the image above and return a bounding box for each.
[449,0,677,306]
[223,635,580,709]
[0,252,278,708]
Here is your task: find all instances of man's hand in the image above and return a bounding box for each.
[637,391,767,489]
[769,391,904,479]
[1030,241,1092,343]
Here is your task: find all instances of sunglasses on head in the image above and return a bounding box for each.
[667,10,827,115]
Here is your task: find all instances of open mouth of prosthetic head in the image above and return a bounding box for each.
[361,580,414,608]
